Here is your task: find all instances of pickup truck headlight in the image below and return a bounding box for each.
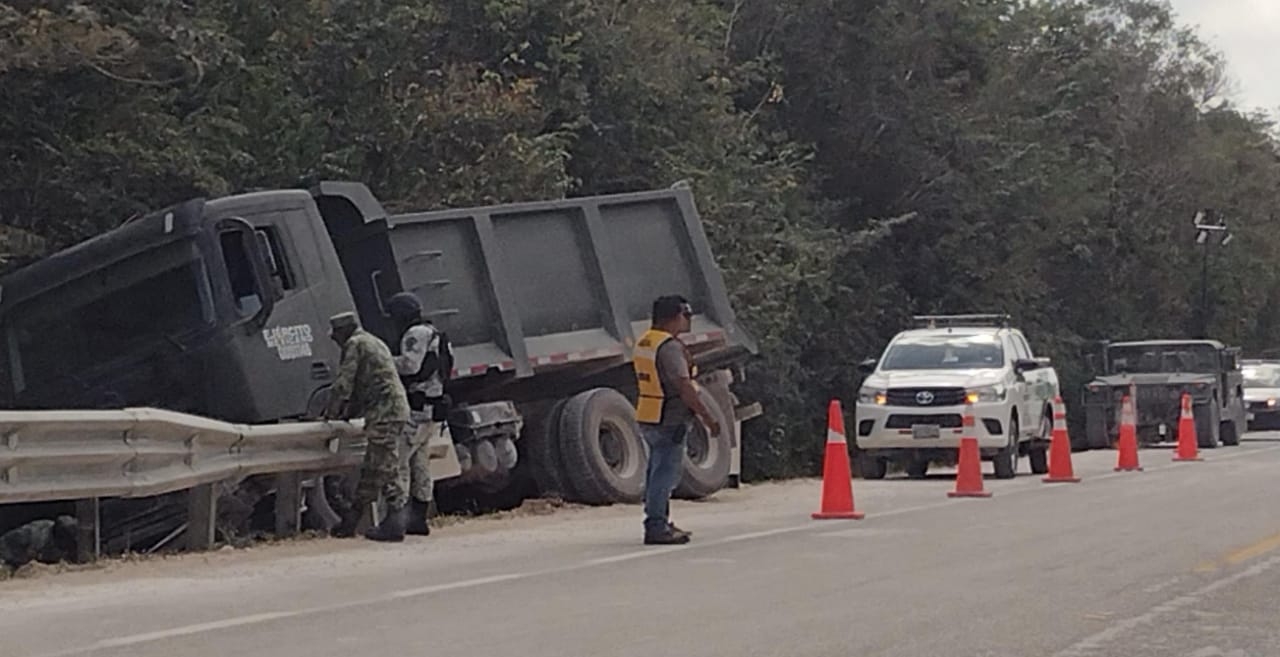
[965,384,1006,404]
[859,387,887,405]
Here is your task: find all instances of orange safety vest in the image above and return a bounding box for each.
[633,328,698,424]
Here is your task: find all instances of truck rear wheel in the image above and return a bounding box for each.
[559,389,647,505]
[522,399,574,499]
[674,382,734,500]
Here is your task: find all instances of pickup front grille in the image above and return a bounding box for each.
[885,414,964,429]
[885,388,967,407]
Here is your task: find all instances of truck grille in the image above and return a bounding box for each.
[1249,401,1275,412]
[885,388,967,407]
[1134,386,1181,424]
[885,414,964,429]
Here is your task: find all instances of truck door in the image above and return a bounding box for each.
[213,204,348,421]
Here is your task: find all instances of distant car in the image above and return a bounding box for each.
[854,314,1058,480]
[1242,361,1280,431]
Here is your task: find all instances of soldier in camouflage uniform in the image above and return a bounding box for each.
[323,312,413,542]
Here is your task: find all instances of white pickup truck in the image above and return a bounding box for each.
[854,315,1059,480]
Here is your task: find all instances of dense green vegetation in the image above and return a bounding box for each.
[3,0,1278,479]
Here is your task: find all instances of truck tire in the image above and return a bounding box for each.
[1220,420,1240,446]
[559,389,647,505]
[522,399,575,499]
[1084,406,1111,450]
[1195,403,1220,449]
[905,458,929,479]
[673,383,734,500]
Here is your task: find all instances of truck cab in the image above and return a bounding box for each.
[0,191,355,423]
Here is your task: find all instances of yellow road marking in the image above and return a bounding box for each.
[1224,532,1280,566]
[1194,531,1280,573]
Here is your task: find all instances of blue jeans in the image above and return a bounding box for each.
[642,423,688,535]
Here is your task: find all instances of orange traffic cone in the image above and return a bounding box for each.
[1173,392,1202,462]
[812,400,865,520]
[949,405,992,498]
[1043,396,1081,483]
[1114,395,1143,472]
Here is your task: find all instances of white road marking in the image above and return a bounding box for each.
[1052,553,1280,656]
[32,443,1280,657]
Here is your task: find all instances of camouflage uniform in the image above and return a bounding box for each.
[329,326,412,512]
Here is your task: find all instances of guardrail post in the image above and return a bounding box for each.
[274,472,302,538]
[187,483,217,551]
[74,498,100,564]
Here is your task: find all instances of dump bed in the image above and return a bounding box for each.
[312,183,756,381]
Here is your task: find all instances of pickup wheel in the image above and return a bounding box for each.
[1028,414,1050,475]
[858,453,887,480]
[559,389,647,505]
[993,416,1019,480]
[905,458,929,479]
[674,383,734,500]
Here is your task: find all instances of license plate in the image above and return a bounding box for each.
[1158,423,1167,436]
[912,424,941,440]
[1248,413,1256,422]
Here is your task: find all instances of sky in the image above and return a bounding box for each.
[1167,0,1280,116]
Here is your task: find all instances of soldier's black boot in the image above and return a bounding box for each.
[405,499,431,536]
[333,507,362,538]
[364,504,407,543]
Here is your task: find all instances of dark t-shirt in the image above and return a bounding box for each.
[655,339,693,426]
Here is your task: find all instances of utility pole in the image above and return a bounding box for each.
[1192,210,1233,338]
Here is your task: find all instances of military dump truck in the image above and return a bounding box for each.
[0,181,759,542]
[1080,340,1245,450]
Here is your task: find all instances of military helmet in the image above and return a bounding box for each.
[386,292,424,323]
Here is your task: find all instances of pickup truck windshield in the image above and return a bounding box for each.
[881,334,1004,370]
[1107,344,1219,374]
[5,249,214,397]
[1243,365,1280,388]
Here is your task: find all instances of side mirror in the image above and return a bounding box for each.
[1014,359,1041,373]
[217,217,277,329]
[856,358,878,375]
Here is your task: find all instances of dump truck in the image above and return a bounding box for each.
[0,181,759,525]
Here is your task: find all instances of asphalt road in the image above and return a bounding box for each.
[5,435,1280,657]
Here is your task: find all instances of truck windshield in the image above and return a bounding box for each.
[880,334,1004,370]
[1107,344,1219,374]
[5,249,214,397]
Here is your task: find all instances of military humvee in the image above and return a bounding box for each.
[1081,340,1246,450]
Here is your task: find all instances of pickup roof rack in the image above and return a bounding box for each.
[912,314,1012,329]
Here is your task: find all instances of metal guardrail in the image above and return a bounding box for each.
[0,408,367,505]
